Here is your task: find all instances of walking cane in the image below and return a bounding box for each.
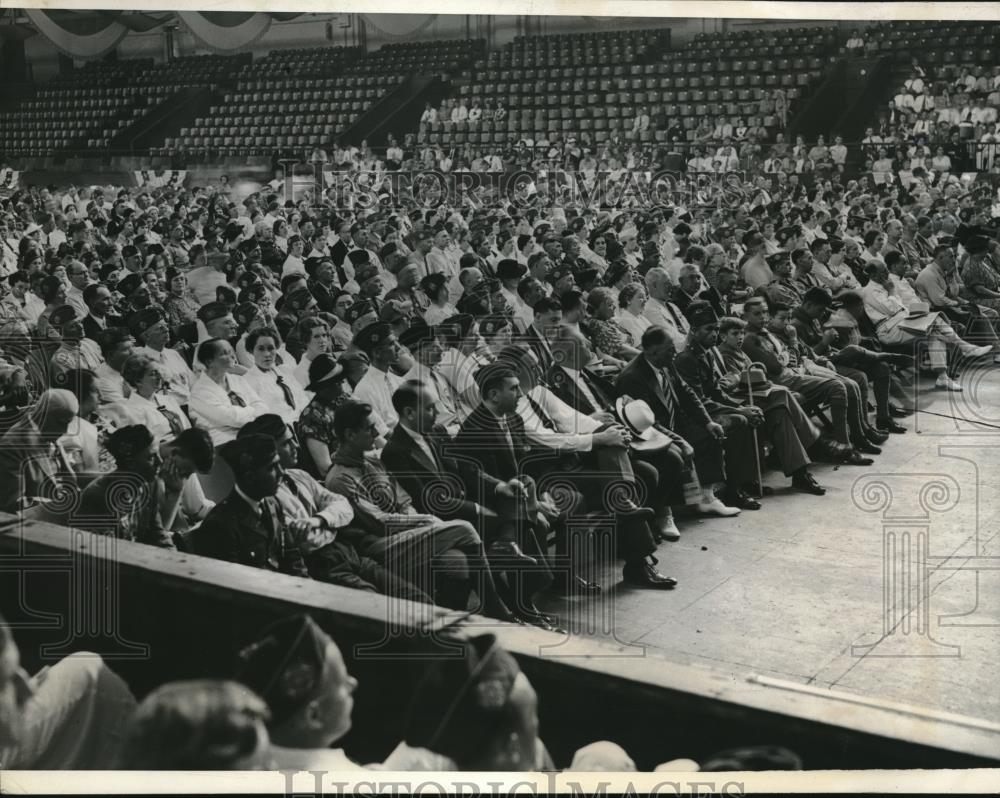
[745,367,764,499]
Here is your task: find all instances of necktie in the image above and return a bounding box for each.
[665,301,687,333]
[658,368,676,425]
[525,393,557,431]
[274,374,295,409]
[156,401,185,436]
[497,415,517,462]
[228,389,246,407]
[282,473,309,511]
[260,497,280,553]
[428,369,456,413]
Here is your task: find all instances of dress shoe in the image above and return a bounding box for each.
[487,540,537,566]
[791,469,826,495]
[842,449,875,466]
[876,417,907,434]
[695,497,741,517]
[655,512,681,542]
[889,405,914,418]
[856,441,882,455]
[718,489,761,511]
[935,373,963,392]
[864,427,889,445]
[521,604,559,625]
[744,481,775,497]
[622,560,677,589]
[882,353,915,368]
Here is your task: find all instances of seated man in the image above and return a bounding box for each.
[326,400,517,621]
[456,362,676,590]
[791,287,907,434]
[740,297,876,464]
[234,613,365,771]
[348,322,404,435]
[916,244,1000,350]
[545,325,691,540]
[714,315,830,493]
[192,433,311,578]
[77,425,176,549]
[239,414,428,605]
[392,632,555,771]
[0,612,138,769]
[615,326,744,517]
[674,302,774,508]
[119,680,272,770]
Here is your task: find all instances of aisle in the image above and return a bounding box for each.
[537,364,1000,724]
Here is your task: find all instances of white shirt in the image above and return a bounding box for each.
[95,363,129,404]
[643,297,689,351]
[351,364,403,434]
[117,391,191,444]
[403,361,459,432]
[137,345,194,406]
[242,363,307,424]
[281,254,306,278]
[617,309,651,345]
[65,286,89,319]
[515,385,599,453]
[188,372,268,445]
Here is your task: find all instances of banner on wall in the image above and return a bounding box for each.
[360,14,438,39]
[23,9,129,61]
[175,12,275,52]
[134,170,187,189]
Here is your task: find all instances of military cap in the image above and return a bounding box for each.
[379,243,397,260]
[742,230,764,248]
[353,322,393,353]
[776,225,800,244]
[685,300,719,329]
[821,219,840,235]
[347,249,371,267]
[496,259,527,281]
[766,252,791,269]
[146,242,165,257]
[479,314,512,338]
[380,302,409,324]
[419,273,448,297]
[285,287,315,313]
[354,262,380,285]
[217,434,278,472]
[117,272,144,297]
[672,222,692,236]
[234,302,263,328]
[439,313,475,344]
[49,304,78,328]
[548,265,575,285]
[129,306,166,338]
[106,424,154,463]
[238,413,287,440]
[398,322,436,350]
[235,614,331,726]
[197,301,231,324]
[238,283,268,304]
[345,301,376,326]
[404,634,521,765]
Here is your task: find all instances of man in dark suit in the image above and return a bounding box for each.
[615,326,742,518]
[192,434,310,578]
[456,363,676,590]
[518,296,561,372]
[382,380,558,627]
[546,326,694,540]
[81,283,123,342]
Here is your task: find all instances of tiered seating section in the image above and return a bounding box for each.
[1,87,148,154]
[164,73,402,155]
[859,21,999,63]
[420,26,835,149]
[359,38,484,74]
[236,45,362,79]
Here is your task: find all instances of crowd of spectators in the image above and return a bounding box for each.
[2,142,1000,769]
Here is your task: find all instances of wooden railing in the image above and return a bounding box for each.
[0,514,997,770]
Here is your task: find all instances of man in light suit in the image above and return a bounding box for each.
[643,267,690,351]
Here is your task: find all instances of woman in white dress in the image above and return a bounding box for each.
[617,283,652,344]
[188,338,267,446]
[421,273,457,326]
[116,354,190,444]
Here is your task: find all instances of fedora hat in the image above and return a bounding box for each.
[730,364,776,398]
[614,397,672,452]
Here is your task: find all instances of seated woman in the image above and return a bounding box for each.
[188,338,268,446]
[586,286,640,361]
[420,273,457,326]
[615,283,652,346]
[116,354,191,443]
[296,353,352,479]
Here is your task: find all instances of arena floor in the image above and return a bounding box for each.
[535,363,1000,726]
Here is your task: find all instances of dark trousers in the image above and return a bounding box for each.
[832,345,891,420]
[675,418,728,487]
[306,540,431,603]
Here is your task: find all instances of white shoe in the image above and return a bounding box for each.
[696,498,741,517]
[935,374,963,391]
[657,513,681,541]
[963,344,992,358]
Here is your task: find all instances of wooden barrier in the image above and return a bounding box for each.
[1,514,998,770]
